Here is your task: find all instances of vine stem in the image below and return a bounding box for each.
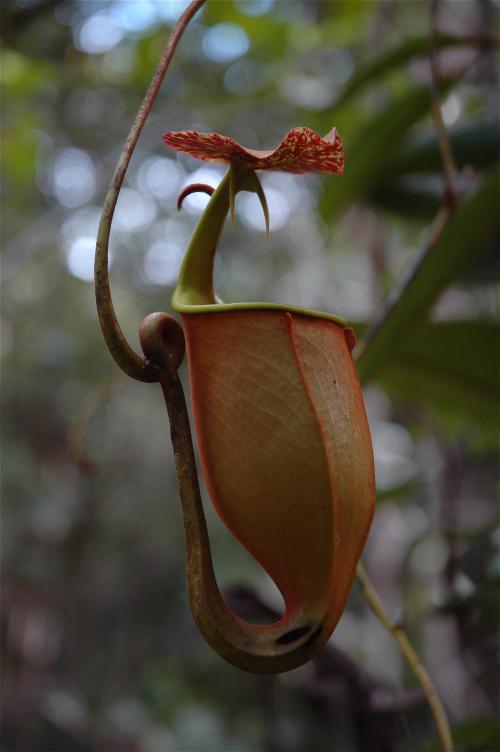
[356,203,449,366]
[94,0,207,382]
[356,7,457,748]
[356,563,453,752]
[357,0,462,375]
[429,0,458,209]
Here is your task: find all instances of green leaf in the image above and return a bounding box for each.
[357,166,500,383]
[334,32,475,109]
[369,121,500,218]
[369,176,443,219]
[375,321,499,435]
[385,120,500,176]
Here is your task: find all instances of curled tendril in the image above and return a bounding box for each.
[176,169,270,238]
[177,183,215,210]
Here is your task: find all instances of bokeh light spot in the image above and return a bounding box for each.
[180,167,223,214]
[202,23,249,63]
[157,0,193,23]
[113,188,157,232]
[142,218,190,286]
[238,187,290,232]
[234,0,274,16]
[442,93,461,126]
[65,236,97,282]
[111,0,158,32]
[143,239,184,287]
[135,157,184,202]
[372,421,417,492]
[224,60,274,96]
[280,75,335,110]
[76,11,124,55]
[50,148,97,209]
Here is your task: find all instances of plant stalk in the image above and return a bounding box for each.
[94,0,206,382]
[356,563,453,752]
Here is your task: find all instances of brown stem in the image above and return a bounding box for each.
[357,204,450,362]
[429,0,458,209]
[356,563,453,752]
[94,0,206,383]
[359,0,466,365]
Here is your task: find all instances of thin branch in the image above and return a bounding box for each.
[357,204,449,361]
[356,563,453,752]
[429,0,459,209]
[94,0,206,383]
[355,12,461,737]
[357,0,465,372]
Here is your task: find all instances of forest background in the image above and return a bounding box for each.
[1,0,499,750]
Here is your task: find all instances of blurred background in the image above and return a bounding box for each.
[1,0,499,750]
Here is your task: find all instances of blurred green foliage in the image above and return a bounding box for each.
[1,1,499,751]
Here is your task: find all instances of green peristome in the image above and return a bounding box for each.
[171,165,347,328]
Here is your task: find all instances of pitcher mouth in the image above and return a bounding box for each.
[172,296,347,327]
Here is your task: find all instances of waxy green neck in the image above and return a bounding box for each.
[172,168,230,307]
[171,164,347,328]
